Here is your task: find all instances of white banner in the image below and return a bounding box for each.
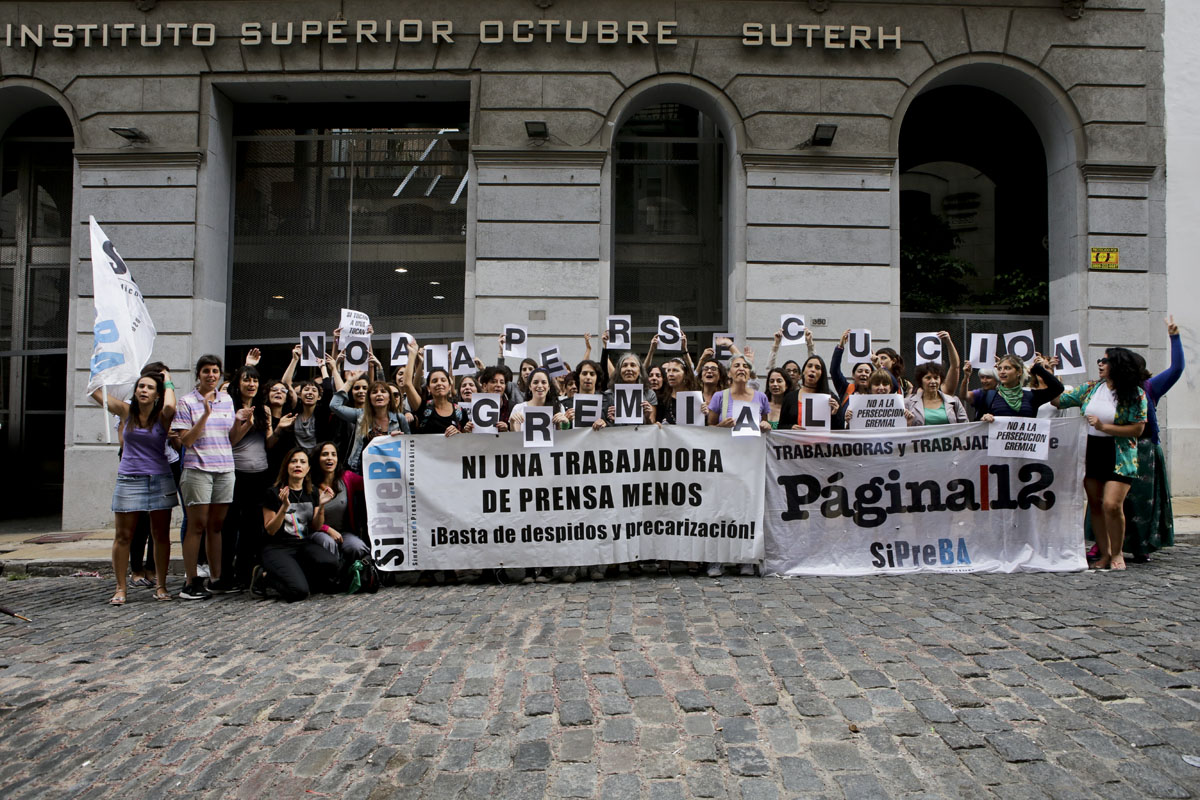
[364,426,766,571]
[86,217,157,397]
[763,419,1087,576]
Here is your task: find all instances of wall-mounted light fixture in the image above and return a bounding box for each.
[524,120,549,139]
[797,123,838,150]
[109,127,149,143]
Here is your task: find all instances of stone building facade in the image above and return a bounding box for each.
[0,1,1176,529]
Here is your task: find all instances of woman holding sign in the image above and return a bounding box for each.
[779,356,842,430]
[509,368,569,431]
[1054,348,1148,570]
[905,363,968,426]
[657,357,700,426]
[831,329,875,420]
[766,368,793,430]
[970,355,1063,420]
[604,354,658,425]
[92,370,177,604]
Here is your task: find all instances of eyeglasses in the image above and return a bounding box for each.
[1097,358,1109,366]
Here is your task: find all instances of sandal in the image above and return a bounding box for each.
[108,590,126,606]
[132,577,154,588]
[153,588,171,601]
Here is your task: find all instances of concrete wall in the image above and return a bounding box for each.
[1165,0,1200,493]
[0,0,1169,525]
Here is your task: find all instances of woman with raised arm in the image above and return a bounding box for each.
[968,354,1063,420]
[1054,348,1148,570]
[252,448,338,601]
[403,346,465,436]
[1122,315,1186,560]
[765,327,816,373]
[905,363,968,426]
[171,355,236,601]
[830,329,874,420]
[220,364,272,591]
[92,369,177,604]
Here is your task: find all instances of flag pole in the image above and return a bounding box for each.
[101,384,111,443]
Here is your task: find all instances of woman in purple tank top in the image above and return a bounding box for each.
[92,370,177,604]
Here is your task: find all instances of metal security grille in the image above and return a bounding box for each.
[900,312,1050,383]
[614,104,725,351]
[0,133,72,513]
[230,128,468,345]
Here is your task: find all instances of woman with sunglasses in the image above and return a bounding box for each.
[1054,348,1147,570]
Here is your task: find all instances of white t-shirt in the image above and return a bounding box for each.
[1083,384,1117,437]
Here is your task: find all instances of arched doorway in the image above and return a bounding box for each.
[898,85,1050,364]
[0,105,74,517]
[612,101,726,350]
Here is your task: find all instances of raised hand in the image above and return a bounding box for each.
[277,413,297,430]
[245,347,261,366]
[1167,314,1179,336]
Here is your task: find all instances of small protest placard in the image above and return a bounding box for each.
[798,393,832,430]
[469,394,502,434]
[1004,329,1037,362]
[503,325,528,359]
[522,406,555,448]
[915,332,942,365]
[539,345,569,378]
[572,393,603,427]
[969,333,998,369]
[390,333,411,367]
[657,315,683,351]
[712,334,734,364]
[847,394,905,430]
[614,384,643,425]
[730,401,762,437]
[300,332,326,367]
[342,335,371,370]
[1052,333,1086,376]
[339,308,370,348]
[847,329,872,360]
[676,391,705,426]
[450,340,476,374]
[607,315,632,349]
[780,313,806,344]
[987,417,1051,461]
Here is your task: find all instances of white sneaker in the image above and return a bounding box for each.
[706,563,724,578]
[739,563,757,576]
[196,564,211,579]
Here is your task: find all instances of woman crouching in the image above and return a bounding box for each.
[252,448,338,601]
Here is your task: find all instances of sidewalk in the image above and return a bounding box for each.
[4,498,1200,577]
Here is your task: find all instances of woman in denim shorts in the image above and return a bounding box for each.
[92,369,178,604]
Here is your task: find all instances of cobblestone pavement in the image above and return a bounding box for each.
[3,550,1200,800]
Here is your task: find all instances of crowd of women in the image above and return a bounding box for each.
[92,315,1184,604]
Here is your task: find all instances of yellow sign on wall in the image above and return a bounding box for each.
[1090,247,1119,270]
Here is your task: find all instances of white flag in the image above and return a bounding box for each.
[86,217,156,397]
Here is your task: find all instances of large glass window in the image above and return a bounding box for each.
[231,122,468,352]
[613,103,725,342]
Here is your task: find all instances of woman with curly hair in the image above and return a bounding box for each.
[1054,347,1148,570]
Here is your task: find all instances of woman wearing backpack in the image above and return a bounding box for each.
[968,354,1063,420]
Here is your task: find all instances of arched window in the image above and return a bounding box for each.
[613,102,725,345]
